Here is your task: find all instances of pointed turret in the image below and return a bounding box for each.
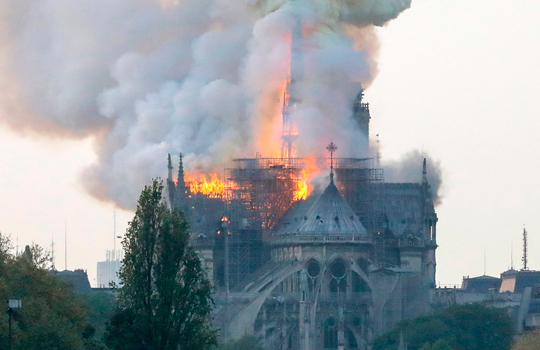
[352,87,370,156]
[166,153,177,210]
[421,158,433,207]
[178,153,185,188]
[167,153,173,181]
[175,153,189,213]
[422,158,427,185]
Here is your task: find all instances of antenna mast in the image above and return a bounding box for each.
[113,211,116,261]
[483,245,486,276]
[522,225,528,271]
[51,235,56,271]
[376,134,381,168]
[511,242,514,270]
[64,221,67,271]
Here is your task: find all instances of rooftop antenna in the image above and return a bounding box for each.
[113,211,116,261]
[522,225,528,271]
[511,242,514,270]
[51,234,56,271]
[64,220,67,271]
[483,245,486,276]
[326,141,337,184]
[376,133,380,168]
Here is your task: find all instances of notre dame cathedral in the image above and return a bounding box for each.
[165,85,438,349]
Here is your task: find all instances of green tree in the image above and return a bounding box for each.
[374,304,513,350]
[0,233,100,350]
[0,231,11,272]
[106,179,216,350]
[79,290,116,342]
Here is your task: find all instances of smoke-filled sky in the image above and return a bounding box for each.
[0,0,412,209]
[0,0,539,285]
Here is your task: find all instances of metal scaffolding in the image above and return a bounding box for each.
[182,155,385,290]
[224,157,306,230]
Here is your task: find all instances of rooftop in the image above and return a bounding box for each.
[274,178,368,236]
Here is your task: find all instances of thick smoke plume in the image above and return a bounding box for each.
[383,150,444,206]
[0,0,413,209]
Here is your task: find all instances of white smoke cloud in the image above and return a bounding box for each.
[383,150,444,206]
[0,0,413,209]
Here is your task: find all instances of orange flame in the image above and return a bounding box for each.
[294,154,320,201]
[185,172,225,198]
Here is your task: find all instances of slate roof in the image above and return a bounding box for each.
[462,275,502,294]
[514,270,540,293]
[275,178,367,236]
[54,269,92,293]
[372,183,427,237]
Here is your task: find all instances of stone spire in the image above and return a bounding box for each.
[166,154,176,210]
[281,17,303,160]
[167,153,173,181]
[422,158,427,185]
[178,153,186,189]
[175,153,188,213]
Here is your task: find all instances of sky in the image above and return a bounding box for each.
[0,0,539,286]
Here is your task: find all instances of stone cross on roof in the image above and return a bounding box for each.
[326,141,337,183]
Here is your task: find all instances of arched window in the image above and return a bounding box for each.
[307,259,320,292]
[330,278,347,293]
[324,318,338,349]
[329,259,347,293]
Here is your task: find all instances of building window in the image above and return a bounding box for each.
[307,259,320,292]
[329,259,347,293]
[324,318,338,349]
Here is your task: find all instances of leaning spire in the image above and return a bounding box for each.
[281,17,303,161]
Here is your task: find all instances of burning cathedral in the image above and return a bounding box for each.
[165,21,438,350]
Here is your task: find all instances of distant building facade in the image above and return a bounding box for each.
[96,249,123,288]
[435,269,540,334]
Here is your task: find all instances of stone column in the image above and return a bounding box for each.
[299,301,310,350]
[338,305,345,350]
